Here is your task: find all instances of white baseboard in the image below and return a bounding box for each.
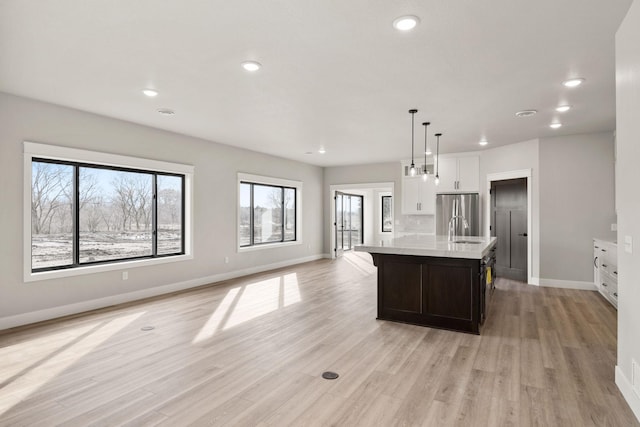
[0,254,325,331]
[616,365,640,422]
[534,277,597,291]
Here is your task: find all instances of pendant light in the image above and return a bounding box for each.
[408,109,418,176]
[434,133,442,185]
[422,122,430,181]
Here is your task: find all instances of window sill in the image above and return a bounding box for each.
[238,240,302,253]
[25,254,193,283]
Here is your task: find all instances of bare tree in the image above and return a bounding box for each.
[111,174,136,231]
[31,162,72,234]
[110,173,152,231]
[158,188,180,225]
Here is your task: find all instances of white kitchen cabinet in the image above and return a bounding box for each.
[402,176,436,215]
[436,155,479,192]
[593,239,618,308]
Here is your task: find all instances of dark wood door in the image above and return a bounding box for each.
[491,178,527,281]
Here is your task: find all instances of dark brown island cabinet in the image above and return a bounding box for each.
[356,236,497,335]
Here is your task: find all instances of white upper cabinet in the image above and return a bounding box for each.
[435,155,479,192]
[400,160,436,215]
[435,157,458,191]
[402,176,436,215]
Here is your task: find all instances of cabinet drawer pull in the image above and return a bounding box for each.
[601,249,606,252]
[614,292,618,298]
[595,245,599,249]
[602,264,607,267]
[602,283,608,287]
[594,257,598,268]
[614,271,618,275]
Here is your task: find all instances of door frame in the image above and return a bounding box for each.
[485,169,533,285]
[329,182,395,259]
[335,191,364,253]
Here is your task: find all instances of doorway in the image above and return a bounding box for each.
[335,192,363,256]
[491,178,528,281]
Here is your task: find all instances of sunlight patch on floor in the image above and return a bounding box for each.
[0,311,145,417]
[192,273,302,342]
[192,287,241,343]
[0,322,101,380]
[224,273,301,329]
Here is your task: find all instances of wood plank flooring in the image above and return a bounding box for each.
[0,252,637,426]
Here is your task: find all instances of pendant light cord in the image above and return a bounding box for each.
[411,111,415,164]
[435,133,442,177]
[422,122,430,174]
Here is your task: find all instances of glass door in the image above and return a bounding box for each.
[335,192,344,258]
[335,191,363,253]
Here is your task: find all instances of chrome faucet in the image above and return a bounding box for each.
[448,215,469,242]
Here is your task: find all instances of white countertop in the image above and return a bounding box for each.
[355,235,497,259]
[594,237,617,245]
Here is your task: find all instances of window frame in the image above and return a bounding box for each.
[381,195,393,233]
[24,142,194,282]
[237,173,302,252]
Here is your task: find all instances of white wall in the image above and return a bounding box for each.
[615,0,640,419]
[0,92,324,328]
[323,162,400,253]
[539,132,616,282]
[479,134,615,287]
[480,139,541,280]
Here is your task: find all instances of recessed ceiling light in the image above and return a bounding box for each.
[515,110,537,118]
[425,149,432,155]
[550,123,562,129]
[563,78,585,88]
[241,61,262,72]
[157,108,175,116]
[142,89,158,97]
[318,147,326,154]
[393,16,420,31]
[556,105,571,113]
[479,140,488,146]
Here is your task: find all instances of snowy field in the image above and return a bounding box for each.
[32,230,181,269]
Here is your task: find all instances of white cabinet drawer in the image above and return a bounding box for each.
[593,239,618,310]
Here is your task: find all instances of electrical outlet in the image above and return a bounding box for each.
[122,271,128,280]
[224,256,229,264]
[625,235,633,254]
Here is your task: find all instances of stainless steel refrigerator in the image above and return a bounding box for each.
[436,193,480,237]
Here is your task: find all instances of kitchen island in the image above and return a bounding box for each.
[355,235,497,334]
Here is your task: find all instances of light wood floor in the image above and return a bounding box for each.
[0,252,637,426]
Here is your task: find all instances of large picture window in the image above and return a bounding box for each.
[31,158,184,272]
[238,174,300,249]
[25,142,193,281]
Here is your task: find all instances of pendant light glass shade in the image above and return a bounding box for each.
[408,109,418,176]
[422,122,430,181]
[434,133,442,185]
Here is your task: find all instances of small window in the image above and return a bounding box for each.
[382,195,393,232]
[238,173,301,249]
[240,182,297,247]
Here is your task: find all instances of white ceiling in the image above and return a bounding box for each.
[0,1,632,167]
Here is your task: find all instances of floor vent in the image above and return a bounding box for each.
[322,371,339,380]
